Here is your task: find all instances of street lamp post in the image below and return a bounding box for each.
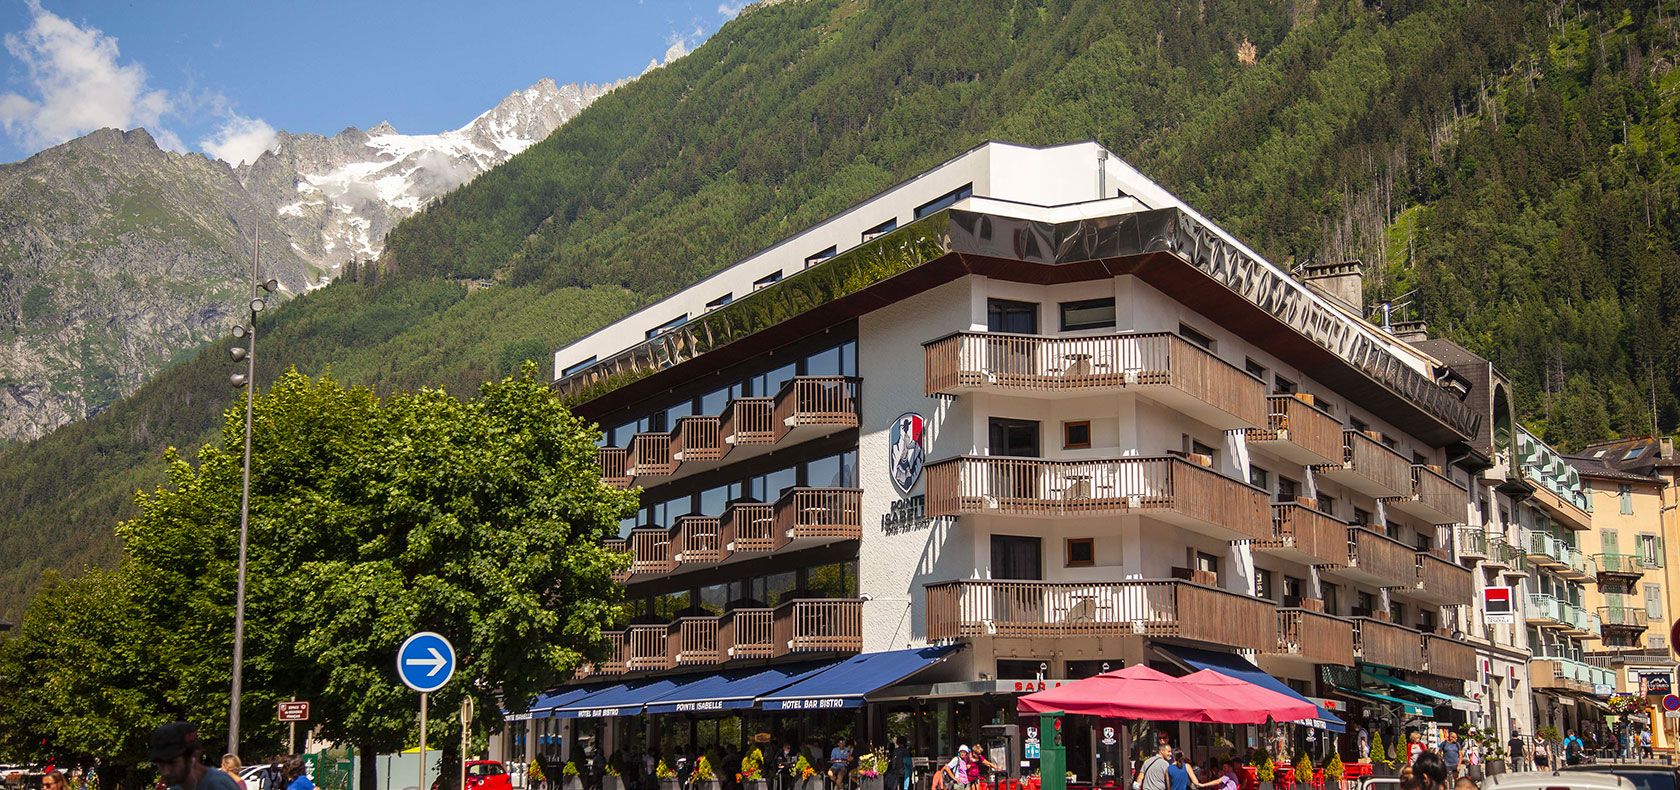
[227,227,278,756]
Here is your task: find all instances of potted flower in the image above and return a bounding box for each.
[738,748,767,790]
[657,760,680,790]
[1292,753,1313,790]
[690,756,719,790]
[1250,747,1276,790]
[857,748,886,790]
[603,756,625,790]
[1323,753,1344,790]
[560,762,583,790]
[1485,743,1507,776]
[1367,731,1386,775]
[529,761,548,790]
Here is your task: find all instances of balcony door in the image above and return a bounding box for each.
[990,534,1044,630]
[986,300,1039,383]
[988,418,1041,503]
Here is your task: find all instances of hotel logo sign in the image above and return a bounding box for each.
[889,413,926,494]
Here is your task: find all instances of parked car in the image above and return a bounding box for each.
[433,761,514,790]
[1560,763,1680,790]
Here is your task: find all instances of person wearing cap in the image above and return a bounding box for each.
[934,747,969,790]
[151,722,240,790]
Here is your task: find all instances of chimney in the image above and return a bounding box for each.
[1300,260,1364,314]
[1391,320,1430,343]
[1662,436,1675,460]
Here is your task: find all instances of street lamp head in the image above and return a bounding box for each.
[230,373,248,387]
[232,325,247,339]
[230,347,247,361]
[250,297,266,313]
[261,278,280,293]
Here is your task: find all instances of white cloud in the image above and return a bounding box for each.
[199,112,278,166]
[0,0,175,151]
[718,1,748,19]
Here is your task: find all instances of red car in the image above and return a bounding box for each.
[433,761,513,790]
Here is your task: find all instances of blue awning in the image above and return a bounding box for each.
[643,662,837,715]
[552,677,698,719]
[503,684,614,720]
[758,645,957,711]
[1160,645,1346,733]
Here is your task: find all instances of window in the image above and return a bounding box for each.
[705,293,733,310]
[1322,583,1339,614]
[1063,421,1092,449]
[1277,476,1299,504]
[861,219,897,242]
[1602,529,1620,555]
[1420,610,1436,633]
[1315,397,1335,415]
[1255,569,1274,600]
[1646,584,1664,619]
[1349,416,1369,433]
[1652,633,1668,651]
[753,270,782,290]
[1194,552,1219,575]
[646,314,689,339]
[1641,534,1665,568]
[987,299,1038,334]
[914,183,973,219]
[1620,484,1635,515]
[1059,298,1116,331]
[1317,493,1336,517]
[804,246,836,268]
[1244,358,1268,380]
[560,355,597,377]
[1282,576,1303,600]
[1065,538,1095,567]
[1178,322,1215,351]
[1249,467,1271,490]
[1273,375,1298,395]
[1391,602,1406,625]
[1354,507,1372,526]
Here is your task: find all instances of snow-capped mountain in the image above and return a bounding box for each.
[240,78,619,283]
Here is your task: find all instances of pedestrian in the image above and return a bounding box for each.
[1439,731,1460,779]
[1407,732,1425,766]
[1215,761,1238,790]
[1564,729,1584,766]
[1411,753,1449,790]
[151,722,241,790]
[221,756,246,790]
[1507,731,1526,773]
[1452,778,1476,790]
[1641,729,1654,760]
[43,771,68,790]
[281,758,314,790]
[1134,741,1172,790]
[933,746,969,790]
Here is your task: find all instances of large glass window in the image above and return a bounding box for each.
[1059,298,1116,331]
[698,584,728,616]
[806,560,859,598]
[766,571,798,606]
[700,485,729,515]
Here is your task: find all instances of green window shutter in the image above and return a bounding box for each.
[1654,537,1666,569]
[1603,529,1620,555]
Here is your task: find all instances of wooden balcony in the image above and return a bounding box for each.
[1387,465,1466,525]
[774,487,863,547]
[1257,503,1348,567]
[671,516,725,566]
[1324,526,1417,588]
[625,624,670,671]
[720,502,776,556]
[599,447,630,488]
[1270,608,1355,666]
[721,398,775,449]
[627,432,675,478]
[1422,633,1476,679]
[924,579,1276,651]
[627,528,674,579]
[924,455,1270,541]
[771,376,860,443]
[1247,394,1343,466]
[773,598,864,657]
[1402,551,1474,606]
[667,617,723,666]
[721,608,775,660]
[1596,553,1646,583]
[670,416,725,463]
[1599,606,1650,633]
[923,331,1265,429]
[600,630,628,675]
[1351,617,1425,672]
[604,538,630,583]
[1317,430,1412,499]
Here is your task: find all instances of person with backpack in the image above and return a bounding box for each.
[1564,730,1584,766]
[1132,741,1172,790]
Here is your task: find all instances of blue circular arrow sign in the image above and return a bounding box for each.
[397,631,456,693]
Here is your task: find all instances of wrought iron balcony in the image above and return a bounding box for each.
[1351,616,1425,672]
[923,455,1270,541]
[1318,430,1412,499]
[923,331,1265,429]
[1525,594,1569,628]
[1599,605,1650,633]
[1457,527,1488,559]
[1247,394,1344,466]
[1269,608,1355,666]
[1596,553,1646,583]
[923,579,1276,651]
[1256,503,1349,567]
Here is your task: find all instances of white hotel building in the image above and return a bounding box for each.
[502,141,1495,776]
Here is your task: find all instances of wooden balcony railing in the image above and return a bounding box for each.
[1272,609,1355,666]
[604,538,630,583]
[1596,553,1645,579]
[1247,394,1343,465]
[773,599,864,657]
[628,529,674,576]
[1324,430,1412,498]
[772,377,861,442]
[1352,617,1425,672]
[721,398,775,447]
[1265,504,1348,567]
[1341,526,1418,587]
[1409,552,1474,605]
[1422,633,1476,679]
[1396,465,1467,525]
[1599,606,1650,631]
[721,608,775,660]
[924,579,1276,651]
[773,487,864,543]
[599,447,630,488]
[627,433,675,477]
[667,617,723,666]
[924,455,1270,540]
[670,416,724,463]
[672,516,725,565]
[602,630,628,674]
[922,331,1264,427]
[625,624,670,671]
[721,502,777,554]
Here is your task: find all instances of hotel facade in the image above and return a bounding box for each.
[495,141,1532,776]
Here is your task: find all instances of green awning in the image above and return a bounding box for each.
[1331,685,1433,717]
[1361,670,1477,711]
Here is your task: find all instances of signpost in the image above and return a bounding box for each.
[1663,695,1679,713]
[278,701,310,754]
[460,698,473,790]
[398,632,457,790]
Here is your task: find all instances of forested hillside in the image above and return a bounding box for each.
[4,0,1678,618]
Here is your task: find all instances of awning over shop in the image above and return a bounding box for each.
[505,684,617,720]
[758,645,957,711]
[1158,646,1345,732]
[553,677,700,719]
[642,662,835,715]
[1361,671,1477,712]
[1331,685,1434,717]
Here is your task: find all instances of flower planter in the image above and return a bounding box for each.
[660,779,682,790]
[1485,759,1505,776]
[742,781,768,790]
[564,778,584,790]
[692,781,721,790]
[603,777,624,790]
[860,776,884,790]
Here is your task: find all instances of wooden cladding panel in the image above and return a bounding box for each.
[1274,609,1355,666]
[1343,431,1412,495]
[1352,617,1425,671]
[1272,504,1348,566]
[1348,527,1417,586]
[924,579,1274,651]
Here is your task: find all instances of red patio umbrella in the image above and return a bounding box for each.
[1016,664,1316,724]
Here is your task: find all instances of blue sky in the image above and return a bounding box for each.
[0,0,738,164]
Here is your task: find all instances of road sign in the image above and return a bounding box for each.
[1663,695,1679,712]
[278,701,310,721]
[397,631,456,693]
